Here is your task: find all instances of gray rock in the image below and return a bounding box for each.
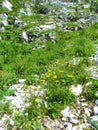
[71,84,82,96]
[21,31,29,43]
[93,106,98,115]
[18,79,26,84]
[0,14,8,26]
[95,100,98,106]
[69,118,79,124]
[90,116,98,129]
[2,0,13,11]
[84,108,90,117]
[66,123,72,130]
[61,106,70,117]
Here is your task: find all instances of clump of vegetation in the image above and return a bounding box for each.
[1,0,98,128]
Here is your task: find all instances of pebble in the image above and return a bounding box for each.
[81,102,88,106]
[84,108,90,117]
[66,123,72,130]
[18,79,26,84]
[61,106,70,117]
[95,99,98,106]
[71,84,82,96]
[69,118,79,124]
[93,106,98,115]
[2,0,13,11]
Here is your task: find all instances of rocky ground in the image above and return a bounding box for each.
[0,0,98,130]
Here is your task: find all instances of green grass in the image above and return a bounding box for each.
[1,2,98,128]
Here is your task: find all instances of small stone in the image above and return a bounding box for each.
[21,31,28,43]
[66,123,72,130]
[9,119,14,126]
[93,106,98,115]
[80,98,86,102]
[72,126,80,130]
[81,102,88,106]
[95,100,98,106]
[61,106,70,117]
[62,117,66,121]
[84,108,90,117]
[69,118,79,124]
[90,116,98,128]
[2,0,13,11]
[18,79,26,84]
[71,84,82,96]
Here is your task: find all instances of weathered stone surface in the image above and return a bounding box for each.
[2,0,13,11]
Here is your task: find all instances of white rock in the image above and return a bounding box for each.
[66,123,72,130]
[21,31,28,42]
[71,84,82,96]
[93,106,98,115]
[95,100,98,106]
[69,118,79,124]
[83,4,90,9]
[91,115,98,121]
[2,0,13,11]
[9,119,14,126]
[84,108,90,117]
[38,24,56,31]
[81,102,88,106]
[72,126,80,130]
[18,79,26,84]
[2,20,8,26]
[61,106,70,117]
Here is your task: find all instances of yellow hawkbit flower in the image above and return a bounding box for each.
[14,110,19,115]
[55,80,59,83]
[53,75,57,79]
[40,79,45,82]
[35,98,40,103]
[59,70,64,73]
[45,73,51,78]
[48,70,52,72]
[67,74,73,78]
[27,85,32,89]
[85,76,89,79]
[23,91,26,95]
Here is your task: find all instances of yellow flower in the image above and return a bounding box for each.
[45,73,51,78]
[53,75,57,79]
[67,74,73,78]
[85,76,89,79]
[48,70,52,72]
[27,85,32,89]
[23,91,26,95]
[14,110,19,115]
[40,79,45,82]
[55,80,59,83]
[35,98,40,103]
[59,70,64,73]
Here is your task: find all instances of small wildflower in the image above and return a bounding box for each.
[59,70,64,73]
[35,98,40,103]
[40,79,45,82]
[27,85,32,89]
[67,74,73,78]
[48,70,52,72]
[85,76,89,80]
[45,73,51,78]
[55,80,59,83]
[14,110,19,115]
[53,75,57,79]
[23,91,26,95]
